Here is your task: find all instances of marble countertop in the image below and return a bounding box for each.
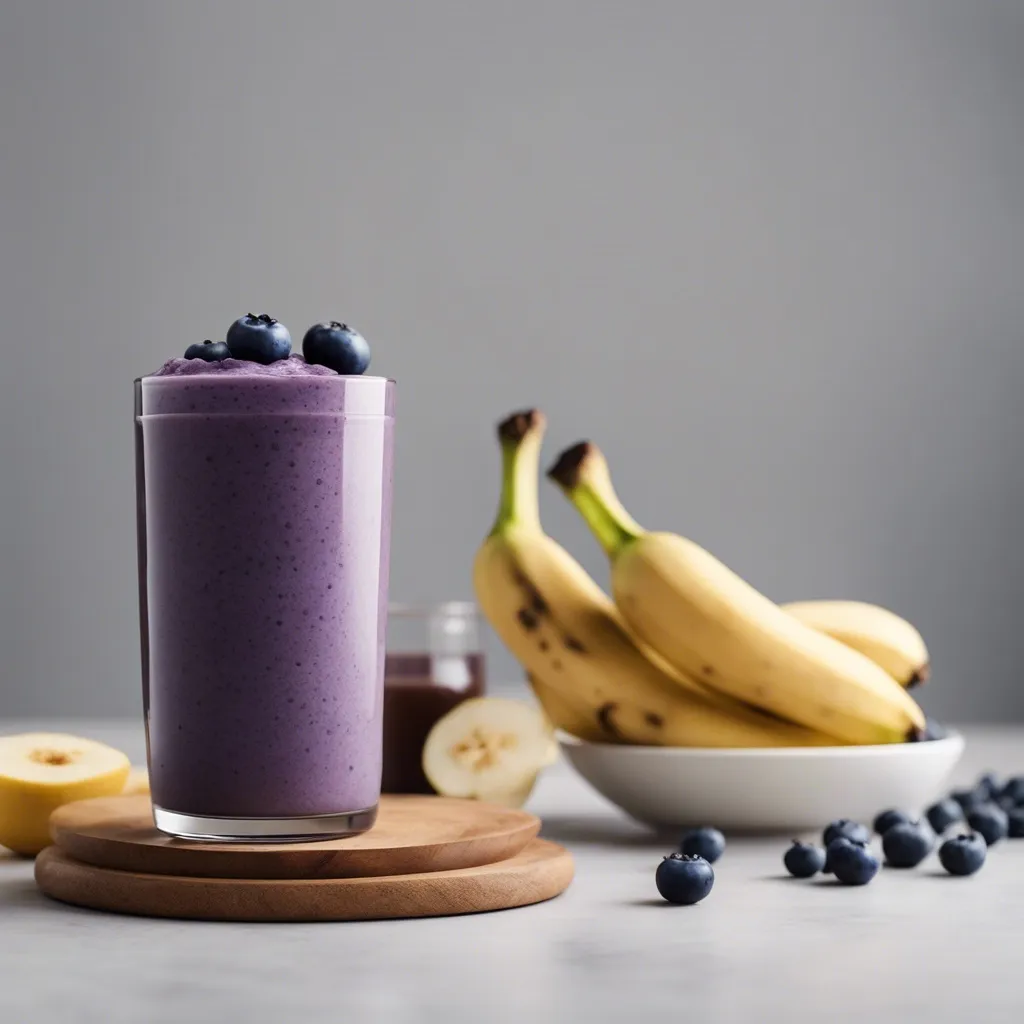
[1,720,1021,1023]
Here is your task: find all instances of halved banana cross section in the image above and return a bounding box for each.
[422,697,557,809]
[0,732,131,856]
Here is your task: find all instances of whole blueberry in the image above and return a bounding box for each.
[226,313,292,365]
[302,321,371,375]
[655,853,715,906]
[966,804,1009,846]
[975,772,1001,801]
[873,809,911,835]
[783,840,826,879]
[1000,776,1024,805]
[679,827,726,864]
[822,819,870,847]
[830,841,880,886]
[950,788,985,815]
[184,339,230,362]
[938,833,987,876]
[882,822,934,868]
[823,836,858,875]
[926,797,963,834]
[1007,808,1024,839]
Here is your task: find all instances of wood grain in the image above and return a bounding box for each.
[49,794,540,879]
[34,840,574,922]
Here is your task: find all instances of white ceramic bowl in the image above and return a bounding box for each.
[558,732,965,834]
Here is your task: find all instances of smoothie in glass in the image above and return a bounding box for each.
[135,353,394,840]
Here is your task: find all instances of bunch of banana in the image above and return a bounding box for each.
[471,410,837,749]
[546,442,927,746]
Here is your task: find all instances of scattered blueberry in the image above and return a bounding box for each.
[302,321,371,375]
[679,827,726,864]
[926,798,963,834]
[655,853,715,905]
[1000,776,1024,805]
[1007,808,1024,839]
[950,788,985,815]
[783,841,826,878]
[967,804,1009,846]
[823,819,870,847]
[938,833,987,876]
[882,822,934,868]
[830,840,880,886]
[226,313,292,365]
[975,772,1001,801]
[823,836,857,875]
[873,809,911,835]
[184,339,230,362]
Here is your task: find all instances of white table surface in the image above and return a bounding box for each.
[1,720,1021,1024]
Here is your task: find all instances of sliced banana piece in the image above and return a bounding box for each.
[122,765,150,796]
[422,697,555,809]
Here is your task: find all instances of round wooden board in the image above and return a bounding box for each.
[34,840,574,922]
[49,794,540,879]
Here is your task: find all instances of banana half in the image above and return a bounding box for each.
[421,697,557,809]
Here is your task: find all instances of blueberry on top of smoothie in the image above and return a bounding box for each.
[226,314,292,365]
[302,321,371,375]
[184,339,230,362]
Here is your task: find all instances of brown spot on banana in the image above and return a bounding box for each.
[539,639,549,652]
[701,665,714,676]
[517,608,539,631]
[563,635,586,653]
[596,702,623,739]
[644,712,664,728]
[552,658,563,671]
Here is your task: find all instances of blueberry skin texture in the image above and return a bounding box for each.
[823,836,859,875]
[783,841,826,879]
[873,809,911,835]
[302,321,371,375]
[226,313,292,365]
[926,798,963,834]
[830,842,880,886]
[882,822,934,868]
[184,339,230,362]
[655,853,715,905]
[967,804,1009,846]
[823,819,870,847]
[1007,809,1024,838]
[939,834,987,876]
[679,827,726,864]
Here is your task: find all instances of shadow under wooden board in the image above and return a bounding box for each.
[35,839,574,922]
[49,793,541,879]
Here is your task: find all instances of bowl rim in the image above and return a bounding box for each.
[556,729,965,759]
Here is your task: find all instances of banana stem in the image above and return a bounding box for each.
[490,411,544,534]
[547,442,645,557]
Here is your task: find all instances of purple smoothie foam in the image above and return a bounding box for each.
[137,355,395,818]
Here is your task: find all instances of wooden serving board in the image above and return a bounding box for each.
[49,794,540,879]
[34,839,574,922]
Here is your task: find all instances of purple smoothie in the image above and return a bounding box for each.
[135,355,395,823]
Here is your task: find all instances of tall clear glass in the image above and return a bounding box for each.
[134,372,395,841]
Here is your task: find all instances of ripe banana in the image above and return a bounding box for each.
[547,442,926,746]
[473,410,836,748]
[782,600,929,689]
[527,673,606,743]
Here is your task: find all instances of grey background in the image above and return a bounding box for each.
[1,0,1022,721]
